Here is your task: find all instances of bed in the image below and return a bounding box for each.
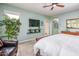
[33,31,79,56]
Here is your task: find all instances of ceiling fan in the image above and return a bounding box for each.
[43,3,64,10]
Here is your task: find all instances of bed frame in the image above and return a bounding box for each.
[35,31,79,56]
[36,49,41,56]
[61,31,79,36]
[36,37,46,56]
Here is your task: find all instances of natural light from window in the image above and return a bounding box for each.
[6,13,19,19]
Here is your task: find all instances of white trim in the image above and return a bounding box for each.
[4,10,21,15]
[19,37,35,44]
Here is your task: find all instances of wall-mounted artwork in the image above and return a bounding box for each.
[66,18,79,29]
[28,19,41,34]
[29,19,40,27]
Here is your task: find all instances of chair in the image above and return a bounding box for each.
[0,39,18,56]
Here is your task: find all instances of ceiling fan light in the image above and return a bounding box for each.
[53,5,56,7]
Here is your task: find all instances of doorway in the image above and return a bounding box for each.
[52,18,59,35]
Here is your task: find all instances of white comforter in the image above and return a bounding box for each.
[34,34,79,56]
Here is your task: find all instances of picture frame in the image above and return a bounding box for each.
[66,18,79,29]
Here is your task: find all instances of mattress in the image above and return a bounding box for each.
[34,34,79,56]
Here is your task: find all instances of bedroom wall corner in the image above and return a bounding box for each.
[58,10,79,33]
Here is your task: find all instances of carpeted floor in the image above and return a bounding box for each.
[17,40,36,56]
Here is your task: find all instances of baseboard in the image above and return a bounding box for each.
[19,37,36,44]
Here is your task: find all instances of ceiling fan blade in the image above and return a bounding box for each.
[56,4,64,7]
[51,7,54,10]
[43,5,52,8]
[52,3,58,5]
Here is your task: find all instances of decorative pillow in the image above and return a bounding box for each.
[0,40,3,47]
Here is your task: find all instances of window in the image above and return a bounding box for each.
[4,10,20,19]
[5,13,19,19]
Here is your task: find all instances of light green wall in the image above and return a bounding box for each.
[0,4,47,42]
[58,10,79,33]
[0,4,4,21]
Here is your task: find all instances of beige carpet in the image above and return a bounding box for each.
[17,40,36,56]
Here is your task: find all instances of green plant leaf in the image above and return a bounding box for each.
[2,16,21,40]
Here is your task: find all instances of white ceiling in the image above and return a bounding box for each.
[8,3,79,16]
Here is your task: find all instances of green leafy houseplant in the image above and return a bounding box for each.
[3,16,21,40]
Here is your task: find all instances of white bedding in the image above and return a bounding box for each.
[33,34,79,56]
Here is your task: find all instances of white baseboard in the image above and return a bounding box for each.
[19,37,35,44]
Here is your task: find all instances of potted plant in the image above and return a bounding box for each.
[3,16,21,41]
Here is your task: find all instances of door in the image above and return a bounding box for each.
[52,18,59,35]
[44,20,50,36]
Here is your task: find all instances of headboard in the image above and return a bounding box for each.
[61,31,79,36]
